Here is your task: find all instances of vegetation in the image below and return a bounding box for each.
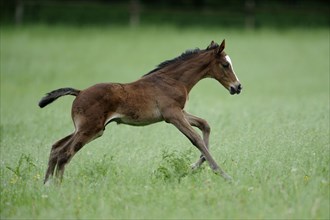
[0,25,329,219]
[1,0,329,28]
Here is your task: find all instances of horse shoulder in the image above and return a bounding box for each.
[141,77,188,111]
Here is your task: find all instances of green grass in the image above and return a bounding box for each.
[0,25,329,219]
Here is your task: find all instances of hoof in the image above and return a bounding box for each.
[222,173,233,182]
[190,163,200,170]
[44,178,54,186]
[214,170,233,182]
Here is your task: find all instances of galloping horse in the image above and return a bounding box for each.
[39,39,242,183]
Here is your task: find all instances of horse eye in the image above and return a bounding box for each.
[222,63,229,68]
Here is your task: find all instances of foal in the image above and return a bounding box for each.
[39,39,242,183]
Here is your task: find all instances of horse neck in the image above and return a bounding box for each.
[162,53,212,93]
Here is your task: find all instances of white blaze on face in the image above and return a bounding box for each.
[225,55,233,67]
[225,55,239,81]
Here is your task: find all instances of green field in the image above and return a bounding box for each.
[0,26,329,219]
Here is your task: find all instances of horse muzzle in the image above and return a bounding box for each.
[229,83,242,95]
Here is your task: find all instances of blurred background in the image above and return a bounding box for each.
[1,0,329,29]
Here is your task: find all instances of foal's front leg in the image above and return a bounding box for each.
[183,111,210,169]
[164,109,232,181]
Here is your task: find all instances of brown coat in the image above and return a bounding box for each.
[39,40,242,183]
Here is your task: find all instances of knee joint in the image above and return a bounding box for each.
[201,121,210,133]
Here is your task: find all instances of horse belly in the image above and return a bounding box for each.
[118,107,163,126]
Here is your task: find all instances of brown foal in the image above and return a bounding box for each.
[39,39,242,184]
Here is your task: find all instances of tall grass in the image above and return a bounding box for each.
[0,25,329,219]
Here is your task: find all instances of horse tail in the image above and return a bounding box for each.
[38,88,80,108]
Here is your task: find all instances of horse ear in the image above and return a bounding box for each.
[217,39,225,54]
[207,40,216,49]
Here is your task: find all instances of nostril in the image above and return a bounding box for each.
[230,86,236,94]
[230,84,242,95]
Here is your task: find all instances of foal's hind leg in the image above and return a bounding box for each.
[54,127,104,182]
[44,134,73,183]
[44,123,104,184]
[183,111,210,169]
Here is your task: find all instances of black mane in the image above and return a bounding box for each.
[143,43,218,77]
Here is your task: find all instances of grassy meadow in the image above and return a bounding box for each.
[0,25,329,219]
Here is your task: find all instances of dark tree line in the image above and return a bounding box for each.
[1,0,329,28]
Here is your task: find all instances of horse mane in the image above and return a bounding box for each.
[143,42,219,77]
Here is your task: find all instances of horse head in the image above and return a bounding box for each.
[208,40,242,95]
